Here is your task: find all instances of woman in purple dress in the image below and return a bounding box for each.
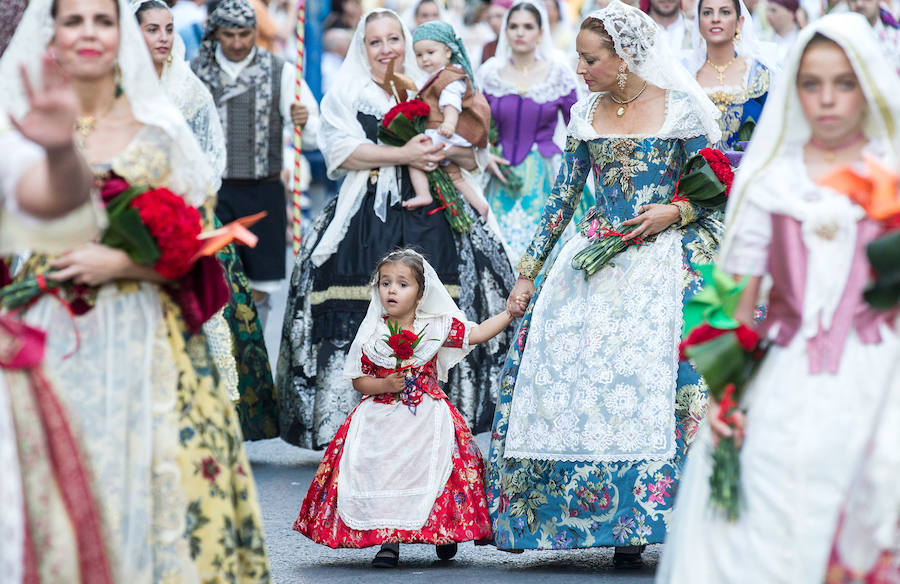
[477,0,588,262]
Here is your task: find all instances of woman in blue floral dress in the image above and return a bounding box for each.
[682,0,775,151]
[486,1,722,568]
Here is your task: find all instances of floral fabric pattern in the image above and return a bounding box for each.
[294,340,492,547]
[488,132,722,549]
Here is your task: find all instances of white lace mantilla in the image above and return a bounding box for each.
[567,90,709,141]
[477,58,578,103]
[505,230,683,462]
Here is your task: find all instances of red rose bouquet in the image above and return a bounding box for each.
[572,148,734,278]
[378,99,474,233]
[1,175,203,312]
[678,264,767,521]
[382,319,432,414]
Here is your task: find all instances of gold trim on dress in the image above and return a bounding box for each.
[310,284,460,305]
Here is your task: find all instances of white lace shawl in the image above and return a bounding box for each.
[161,35,227,192]
[476,55,579,103]
[566,89,717,142]
[344,257,473,383]
[310,9,425,267]
[0,0,216,206]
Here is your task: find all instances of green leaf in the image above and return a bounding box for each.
[102,207,160,266]
[737,118,756,144]
[862,230,900,310]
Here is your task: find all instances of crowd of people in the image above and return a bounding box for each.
[1,0,899,582]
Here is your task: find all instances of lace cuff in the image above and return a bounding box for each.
[516,255,543,280]
[673,199,698,228]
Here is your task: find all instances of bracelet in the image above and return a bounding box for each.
[517,274,535,282]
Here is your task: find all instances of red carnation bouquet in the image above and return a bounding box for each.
[378,99,474,233]
[1,175,203,313]
[678,264,767,521]
[572,148,734,278]
[0,175,270,338]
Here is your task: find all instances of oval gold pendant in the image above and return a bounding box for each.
[616,106,626,117]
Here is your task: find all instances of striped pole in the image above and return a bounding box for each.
[291,0,307,255]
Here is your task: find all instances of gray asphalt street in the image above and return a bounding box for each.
[245,438,659,584]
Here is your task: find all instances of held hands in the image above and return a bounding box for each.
[402,134,445,172]
[290,103,309,128]
[620,204,681,241]
[10,53,80,152]
[506,277,534,318]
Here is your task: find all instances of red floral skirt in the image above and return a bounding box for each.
[293,396,492,548]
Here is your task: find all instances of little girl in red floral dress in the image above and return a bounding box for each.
[293,248,522,568]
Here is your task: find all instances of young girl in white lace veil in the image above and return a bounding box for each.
[486,0,721,568]
[293,248,521,568]
[0,0,271,581]
[657,13,900,584]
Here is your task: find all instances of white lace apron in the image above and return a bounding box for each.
[505,230,683,462]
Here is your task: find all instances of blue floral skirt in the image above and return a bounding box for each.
[485,267,707,550]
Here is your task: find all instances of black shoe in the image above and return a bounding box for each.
[612,548,643,570]
[436,543,458,561]
[372,543,399,568]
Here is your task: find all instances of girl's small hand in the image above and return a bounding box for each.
[48,243,130,286]
[620,204,681,241]
[506,277,534,318]
[384,373,405,393]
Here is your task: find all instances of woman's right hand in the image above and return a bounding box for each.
[506,277,535,318]
[401,134,445,172]
[383,373,406,393]
[486,153,510,185]
[708,395,747,449]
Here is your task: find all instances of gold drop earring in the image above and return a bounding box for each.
[616,63,628,90]
[734,28,742,42]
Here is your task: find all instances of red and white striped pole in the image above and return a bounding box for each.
[290,0,307,255]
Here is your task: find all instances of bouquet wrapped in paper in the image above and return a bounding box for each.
[572,148,734,278]
[678,264,767,520]
[0,175,263,333]
[378,99,474,233]
[817,156,900,311]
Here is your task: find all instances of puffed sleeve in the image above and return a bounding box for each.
[442,317,469,349]
[0,129,43,210]
[516,136,591,279]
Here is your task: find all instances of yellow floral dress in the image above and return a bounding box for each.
[16,126,270,583]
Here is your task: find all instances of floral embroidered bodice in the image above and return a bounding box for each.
[517,93,710,278]
[701,58,769,151]
[359,317,468,407]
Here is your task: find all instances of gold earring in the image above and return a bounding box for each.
[114,61,123,97]
[617,63,627,90]
[166,53,174,65]
[734,29,742,42]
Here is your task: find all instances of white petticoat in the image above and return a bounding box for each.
[337,395,455,530]
[505,229,683,462]
[23,283,196,584]
[656,325,899,584]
